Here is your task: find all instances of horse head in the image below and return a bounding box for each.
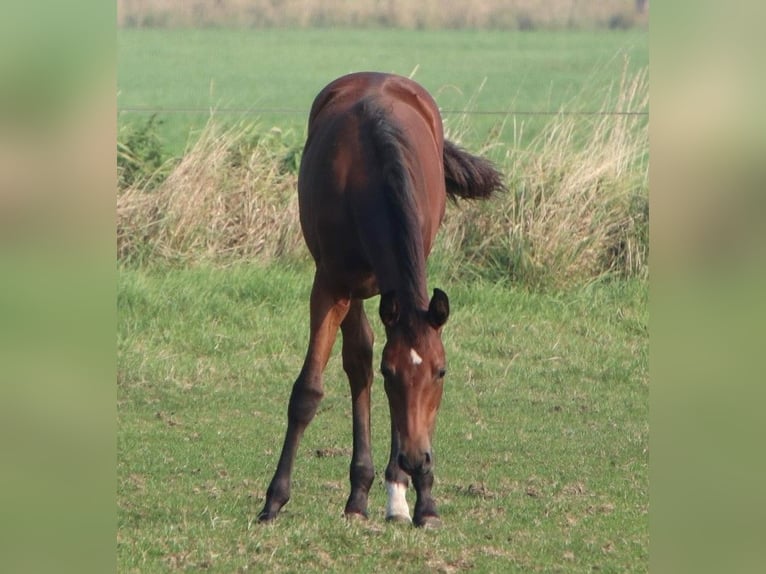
[379,288,450,476]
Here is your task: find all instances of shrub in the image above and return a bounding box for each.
[117,115,172,190]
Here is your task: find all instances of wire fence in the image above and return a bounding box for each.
[117,106,647,117]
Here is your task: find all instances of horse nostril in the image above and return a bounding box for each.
[397,453,410,472]
[423,450,433,468]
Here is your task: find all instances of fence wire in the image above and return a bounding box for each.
[117,106,647,117]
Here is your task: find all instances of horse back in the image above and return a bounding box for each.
[306,72,443,146]
[298,73,447,300]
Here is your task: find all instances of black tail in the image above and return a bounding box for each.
[443,139,506,201]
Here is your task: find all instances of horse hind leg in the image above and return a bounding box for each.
[340,299,376,518]
[258,274,350,523]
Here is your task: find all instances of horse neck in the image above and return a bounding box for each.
[398,275,430,318]
[377,255,430,321]
[375,203,429,315]
[360,97,431,314]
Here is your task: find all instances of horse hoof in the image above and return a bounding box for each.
[344,511,368,522]
[385,514,412,524]
[257,510,278,524]
[414,515,442,529]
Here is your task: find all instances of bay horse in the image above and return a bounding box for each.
[258,72,504,527]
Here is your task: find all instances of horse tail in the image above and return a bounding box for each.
[443,139,506,201]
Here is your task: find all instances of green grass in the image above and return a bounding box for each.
[118,262,648,572]
[117,28,648,156]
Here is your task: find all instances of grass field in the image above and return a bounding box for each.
[117,264,648,572]
[118,25,648,572]
[117,28,648,156]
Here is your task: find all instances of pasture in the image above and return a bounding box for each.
[118,265,647,572]
[117,28,647,155]
[118,26,648,573]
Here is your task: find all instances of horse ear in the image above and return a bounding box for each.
[427,288,450,328]
[379,291,400,328]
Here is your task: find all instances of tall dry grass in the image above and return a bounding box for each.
[117,123,303,266]
[117,0,648,30]
[440,66,648,288]
[117,68,648,288]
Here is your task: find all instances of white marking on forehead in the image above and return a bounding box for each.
[410,348,423,365]
[385,481,411,522]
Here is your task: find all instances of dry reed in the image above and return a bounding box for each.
[117,122,303,266]
[117,0,647,30]
[117,67,648,288]
[439,66,648,288]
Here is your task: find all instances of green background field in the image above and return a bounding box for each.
[118,26,648,573]
[118,28,648,155]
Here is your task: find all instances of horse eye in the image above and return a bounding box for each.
[381,365,394,378]
[437,368,447,379]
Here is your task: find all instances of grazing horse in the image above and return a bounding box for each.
[258,72,504,527]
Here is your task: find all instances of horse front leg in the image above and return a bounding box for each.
[384,419,441,527]
[340,299,375,518]
[258,274,349,523]
[411,469,441,528]
[384,412,412,523]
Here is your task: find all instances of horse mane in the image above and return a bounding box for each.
[443,139,507,201]
[357,99,427,313]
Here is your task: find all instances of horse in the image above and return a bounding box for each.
[258,72,504,527]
